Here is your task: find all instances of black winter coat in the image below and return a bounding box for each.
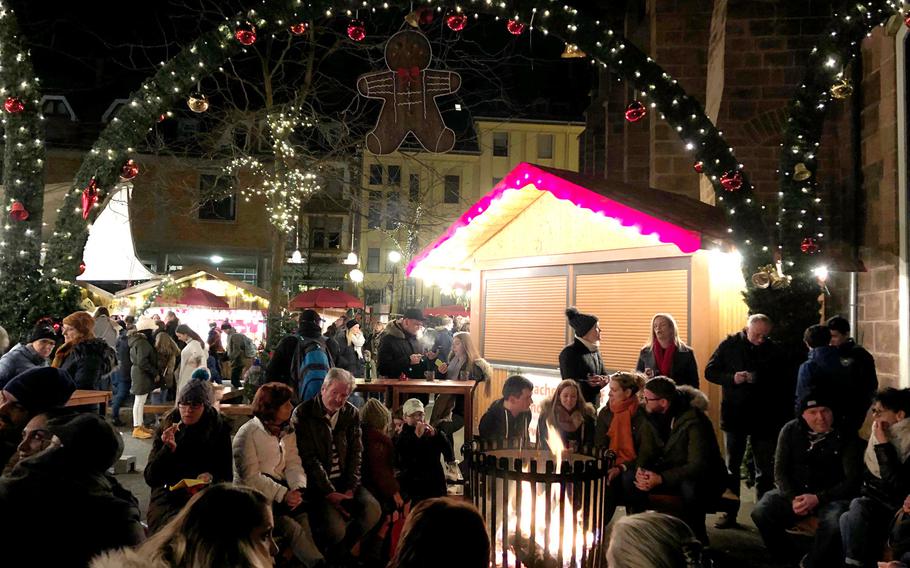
[0,449,143,567]
[116,330,132,382]
[478,398,531,443]
[394,423,448,503]
[838,338,879,426]
[558,338,606,404]
[636,344,699,388]
[432,328,454,361]
[144,407,233,533]
[266,334,299,386]
[334,330,365,378]
[293,396,363,495]
[862,437,910,509]
[377,320,428,379]
[704,331,791,434]
[774,418,863,504]
[58,337,115,390]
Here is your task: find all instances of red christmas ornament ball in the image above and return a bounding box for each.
[157,113,168,123]
[8,200,28,221]
[4,97,24,114]
[506,20,526,35]
[624,101,647,123]
[693,161,704,174]
[720,170,743,192]
[77,261,86,276]
[347,20,366,41]
[290,23,308,36]
[120,159,140,181]
[446,13,467,32]
[800,237,819,255]
[234,23,257,46]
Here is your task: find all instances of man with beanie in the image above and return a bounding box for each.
[559,307,608,405]
[0,367,76,471]
[267,310,333,393]
[628,376,726,544]
[0,325,57,387]
[0,412,143,567]
[752,392,863,568]
[377,308,433,381]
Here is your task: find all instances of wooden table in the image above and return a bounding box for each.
[354,379,478,441]
[66,389,113,415]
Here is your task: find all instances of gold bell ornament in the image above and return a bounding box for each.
[751,263,792,290]
[793,162,812,182]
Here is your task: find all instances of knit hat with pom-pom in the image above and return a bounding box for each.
[565,307,598,337]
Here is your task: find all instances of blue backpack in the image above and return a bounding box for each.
[292,337,331,401]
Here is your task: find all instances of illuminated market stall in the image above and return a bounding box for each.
[407,163,750,437]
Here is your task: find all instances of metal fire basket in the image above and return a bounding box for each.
[467,439,615,568]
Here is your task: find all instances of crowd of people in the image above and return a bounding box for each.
[0,300,902,568]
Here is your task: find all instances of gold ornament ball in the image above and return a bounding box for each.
[187,93,209,113]
[751,271,771,289]
[830,79,853,100]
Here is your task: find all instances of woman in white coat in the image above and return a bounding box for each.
[233,382,323,567]
[175,324,207,396]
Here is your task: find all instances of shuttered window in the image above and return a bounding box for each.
[575,270,689,371]
[484,276,567,366]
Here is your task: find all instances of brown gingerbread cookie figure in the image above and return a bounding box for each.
[357,29,461,155]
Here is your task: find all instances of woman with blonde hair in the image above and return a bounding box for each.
[595,371,659,524]
[91,484,277,568]
[607,511,710,568]
[537,379,596,453]
[636,313,699,388]
[429,331,491,432]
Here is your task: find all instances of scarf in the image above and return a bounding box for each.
[51,338,88,369]
[607,396,639,466]
[553,403,585,434]
[865,417,910,478]
[446,353,466,380]
[575,335,599,353]
[652,340,676,377]
[350,332,365,358]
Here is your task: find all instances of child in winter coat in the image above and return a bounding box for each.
[394,398,449,504]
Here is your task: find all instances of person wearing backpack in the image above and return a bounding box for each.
[222,323,255,389]
[293,312,334,402]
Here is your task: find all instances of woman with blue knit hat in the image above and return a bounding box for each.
[559,307,608,406]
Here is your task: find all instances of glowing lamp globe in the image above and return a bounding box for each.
[387,250,402,264]
[4,97,24,114]
[446,13,467,32]
[349,269,364,283]
[506,20,526,36]
[347,20,366,42]
[234,23,257,46]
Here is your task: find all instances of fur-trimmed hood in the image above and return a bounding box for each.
[90,548,169,568]
[677,385,710,412]
[381,320,410,340]
[473,357,493,381]
[538,396,596,420]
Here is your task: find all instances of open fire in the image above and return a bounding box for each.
[468,428,614,568]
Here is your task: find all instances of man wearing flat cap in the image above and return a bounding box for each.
[559,307,608,406]
[752,391,863,568]
[377,307,434,381]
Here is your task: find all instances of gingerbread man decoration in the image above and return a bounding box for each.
[357,30,461,155]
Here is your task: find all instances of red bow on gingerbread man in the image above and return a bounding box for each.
[396,66,421,89]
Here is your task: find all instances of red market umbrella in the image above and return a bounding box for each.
[159,286,230,309]
[424,304,469,317]
[289,288,363,310]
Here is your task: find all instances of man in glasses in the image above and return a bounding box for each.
[629,376,726,544]
[705,313,788,529]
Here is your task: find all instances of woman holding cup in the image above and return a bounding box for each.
[635,313,699,388]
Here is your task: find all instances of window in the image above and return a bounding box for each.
[409,173,420,202]
[364,288,383,305]
[493,132,509,157]
[368,191,382,229]
[322,169,344,200]
[388,165,401,185]
[309,216,343,250]
[220,267,258,285]
[41,97,74,120]
[538,134,554,159]
[369,164,383,185]
[198,174,236,221]
[367,248,380,273]
[444,175,461,204]
[386,191,400,230]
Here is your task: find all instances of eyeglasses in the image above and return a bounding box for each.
[643,397,664,403]
[178,401,204,409]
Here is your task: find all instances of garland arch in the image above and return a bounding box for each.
[44,0,771,284]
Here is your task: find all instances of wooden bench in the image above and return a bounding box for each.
[143,403,253,416]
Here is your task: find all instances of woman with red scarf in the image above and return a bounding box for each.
[536,380,596,453]
[595,371,660,524]
[635,313,699,388]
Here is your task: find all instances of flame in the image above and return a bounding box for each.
[545,420,565,472]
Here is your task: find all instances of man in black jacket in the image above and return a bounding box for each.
[628,377,726,544]
[827,315,878,432]
[705,313,789,528]
[292,368,380,558]
[840,388,910,567]
[559,307,608,406]
[478,375,533,443]
[751,393,863,568]
[377,308,433,380]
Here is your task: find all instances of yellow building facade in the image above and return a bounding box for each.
[358,118,584,315]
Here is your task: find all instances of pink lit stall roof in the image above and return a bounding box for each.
[406,163,729,280]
